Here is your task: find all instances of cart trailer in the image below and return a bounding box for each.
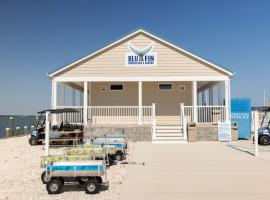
[43,159,108,194]
[92,140,127,161]
[93,135,128,145]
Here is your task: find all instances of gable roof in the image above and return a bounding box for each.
[48,29,235,78]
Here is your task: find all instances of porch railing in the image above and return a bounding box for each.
[88,106,152,125]
[55,106,83,124]
[184,105,227,124]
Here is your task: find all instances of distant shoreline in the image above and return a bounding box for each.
[0,115,37,117]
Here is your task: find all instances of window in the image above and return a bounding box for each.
[179,85,185,92]
[158,83,172,91]
[109,84,124,91]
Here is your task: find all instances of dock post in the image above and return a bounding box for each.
[24,126,29,137]
[9,117,14,136]
[15,127,20,136]
[5,128,10,138]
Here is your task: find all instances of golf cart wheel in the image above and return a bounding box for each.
[29,136,38,146]
[115,153,123,161]
[41,171,50,184]
[46,178,64,194]
[108,155,114,165]
[84,179,100,194]
[259,135,270,145]
[78,177,89,185]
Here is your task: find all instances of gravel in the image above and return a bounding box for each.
[0,136,135,200]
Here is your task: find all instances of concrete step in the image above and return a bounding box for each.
[155,133,184,137]
[156,126,182,129]
[156,129,182,133]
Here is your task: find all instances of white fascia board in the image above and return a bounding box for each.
[139,30,234,77]
[53,76,229,82]
[48,30,143,78]
[48,29,234,78]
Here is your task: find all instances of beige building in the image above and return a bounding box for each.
[48,29,234,143]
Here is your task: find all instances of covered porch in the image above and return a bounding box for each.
[51,79,231,127]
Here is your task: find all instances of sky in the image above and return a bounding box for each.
[0,0,269,115]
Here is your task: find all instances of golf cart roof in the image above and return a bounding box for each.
[37,108,79,114]
[252,107,270,112]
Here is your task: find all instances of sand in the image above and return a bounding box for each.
[0,136,134,200]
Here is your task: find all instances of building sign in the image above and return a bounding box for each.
[125,42,157,67]
[218,121,231,142]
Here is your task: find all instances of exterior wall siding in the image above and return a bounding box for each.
[59,34,225,77]
[91,81,192,116]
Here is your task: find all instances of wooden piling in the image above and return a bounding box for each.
[9,117,14,136]
[15,127,20,136]
[24,126,29,137]
[5,128,10,138]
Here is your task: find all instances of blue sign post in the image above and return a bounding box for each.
[231,98,251,139]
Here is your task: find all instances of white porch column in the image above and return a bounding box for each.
[209,87,213,105]
[225,80,231,121]
[83,82,88,127]
[60,83,65,106]
[52,81,57,109]
[88,82,91,107]
[138,81,142,125]
[218,82,222,105]
[192,81,198,123]
[72,88,76,106]
[51,81,57,125]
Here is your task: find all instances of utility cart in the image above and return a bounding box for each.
[92,135,128,161]
[41,155,108,194]
[40,110,108,194]
[63,145,117,165]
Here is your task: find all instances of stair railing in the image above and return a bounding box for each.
[180,103,188,141]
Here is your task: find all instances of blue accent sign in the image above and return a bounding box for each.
[231,98,251,139]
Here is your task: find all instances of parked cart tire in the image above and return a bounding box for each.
[84,179,100,194]
[259,135,270,145]
[29,136,38,146]
[78,177,89,185]
[115,152,123,161]
[46,178,64,194]
[41,171,50,184]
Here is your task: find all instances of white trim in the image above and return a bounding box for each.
[52,81,57,108]
[138,81,142,125]
[225,80,230,121]
[83,82,88,127]
[192,81,198,123]
[158,83,173,91]
[53,76,229,82]
[48,29,234,78]
[60,83,65,106]
[109,83,124,91]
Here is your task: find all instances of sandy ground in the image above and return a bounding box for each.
[0,136,135,200]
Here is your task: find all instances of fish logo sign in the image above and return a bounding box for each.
[125,42,157,66]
